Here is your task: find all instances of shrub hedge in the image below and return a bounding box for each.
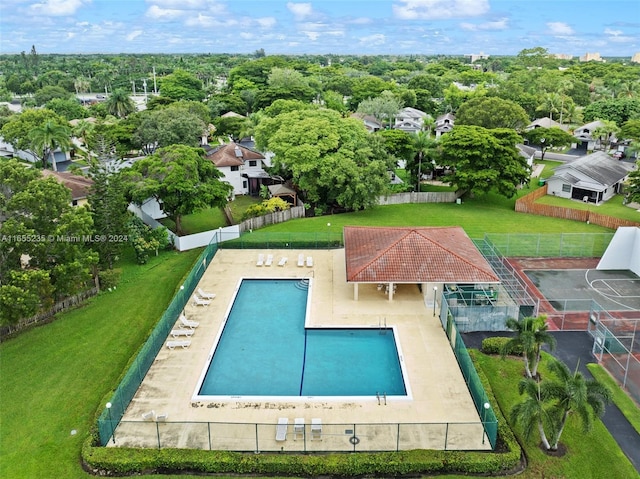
[82,350,522,477]
[481,336,523,356]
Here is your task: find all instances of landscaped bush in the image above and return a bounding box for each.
[481,336,523,355]
[97,268,121,290]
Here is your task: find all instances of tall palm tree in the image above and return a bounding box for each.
[412,131,437,192]
[544,359,611,450]
[105,88,136,118]
[510,377,556,450]
[501,315,557,378]
[593,120,619,151]
[28,120,72,171]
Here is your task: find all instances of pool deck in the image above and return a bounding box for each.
[114,249,491,452]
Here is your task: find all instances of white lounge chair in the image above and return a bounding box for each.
[193,294,211,306]
[166,340,191,350]
[297,254,305,267]
[306,256,313,267]
[256,254,265,266]
[293,417,305,440]
[278,257,288,266]
[141,410,155,421]
[170,329,194,338]
[311,418,322,440]
[197,288,216,300]
[276,417,288,442]
[179,314,199,329]
[265,254,273,266]
[155,413,168,422]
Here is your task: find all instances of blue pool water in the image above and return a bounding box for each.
[197,279,406,397]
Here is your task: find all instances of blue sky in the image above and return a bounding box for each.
[1,0,639,56]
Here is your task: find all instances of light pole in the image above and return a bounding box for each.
[106,402,115,444]
[327,223,331,249]
[433,286,438,316]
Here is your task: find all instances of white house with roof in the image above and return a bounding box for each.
[204,141,271,196]
[394,107,430,134]
[546,151,634,204]
[435,113,455,138]
[573,120,616,151]
[525,117,568,131]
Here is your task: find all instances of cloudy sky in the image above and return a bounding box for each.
[1,0,639,57]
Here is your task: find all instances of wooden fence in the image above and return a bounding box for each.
[238,205,306,232]
[1,287,99,339]
[515,185,640,229]
[377,190,462,205]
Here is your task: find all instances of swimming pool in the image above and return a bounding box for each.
[194,278,408,399]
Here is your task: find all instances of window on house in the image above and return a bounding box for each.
[231,166,239,172]
[243,181,247,188]
[248,160,257,167]
[562,184,571,193]
[72,200,78,206]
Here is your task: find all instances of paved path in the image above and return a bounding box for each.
[462,331,640,473]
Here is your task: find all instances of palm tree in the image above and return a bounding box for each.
[544,359,611,450]
[593,120,619,151]
[501,315,557,378]
[510,377,556,450]
[105,88,135,118]
[537,92,561,121]
[412,131,437,192]
[28,120,72,171]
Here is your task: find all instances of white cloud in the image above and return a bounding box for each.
[604,28,633,43]
[287,2,313,21]
[604,28,623,36]
[460,17,507,31]
[359,33,386,46]
[256,17,277,28]
[393,0,489,20]
[547,22,574,36]
[303,31,320,41]
[29,0,91,16]
[126,30,143,41]
[146,5,182,19]
[349,17,372,25]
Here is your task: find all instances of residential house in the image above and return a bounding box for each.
[350,113,383,133]
[41,170,94,207]
[435,113,455,138]
[545,151,634,204]
[394,107,429,134]
[204,141,273,196]
[573,120,615,152]
[525,117,568,131]
[0,137,71,171]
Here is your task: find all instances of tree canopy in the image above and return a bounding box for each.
[159,69,205,102]
[439,125,530,198]
[455,96,530,130]
[255,108,392,214]
[524,127,575,161]
[121,145,232,235]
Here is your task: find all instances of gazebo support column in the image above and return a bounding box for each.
[353,282,359,301]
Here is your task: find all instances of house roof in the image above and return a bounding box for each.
[573,120,605,140]
[41,170,93,200]
[268,184,296,196]
[550,151,634,186]
[205,142,264,168]
[525,117,568,131]
[344,226,499,284]
[517,144,537,158]
[397,107,427,119]
[221,111,246,118]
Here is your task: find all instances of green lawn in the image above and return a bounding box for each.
[159,196,262,235]
[535,193,640,223]
[473,351,638,479]
[0,248,202,479]
[536,159,563,179]
[0,194,633,479]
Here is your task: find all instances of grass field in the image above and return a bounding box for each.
[0,193,634,479]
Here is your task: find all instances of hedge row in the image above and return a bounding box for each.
[481,336,524,356]
[82,350,522,477]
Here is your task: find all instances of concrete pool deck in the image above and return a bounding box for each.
[113,249,491,452]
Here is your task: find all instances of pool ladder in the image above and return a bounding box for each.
[296,272,313,290]
[378,317,387,334]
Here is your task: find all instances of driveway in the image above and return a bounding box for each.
[462,331,640,473]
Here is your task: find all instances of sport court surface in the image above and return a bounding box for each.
[524,268,640,312]
[113,249,489,452]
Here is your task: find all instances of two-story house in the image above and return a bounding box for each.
[204,141,272,196]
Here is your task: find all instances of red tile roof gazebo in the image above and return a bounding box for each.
[343,226,499,300]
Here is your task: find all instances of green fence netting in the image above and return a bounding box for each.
[441,311,498,449]
[98,239,219,446]
[483,233,614,258]
[220,231,344,249]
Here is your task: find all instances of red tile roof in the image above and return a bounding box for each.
[344,226,499,283]
[205,142,264,168]
[41,170,93,201]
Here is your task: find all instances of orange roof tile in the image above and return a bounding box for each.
[205,142,264,168]
[344,226,499,284]
[42,170,93,200]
